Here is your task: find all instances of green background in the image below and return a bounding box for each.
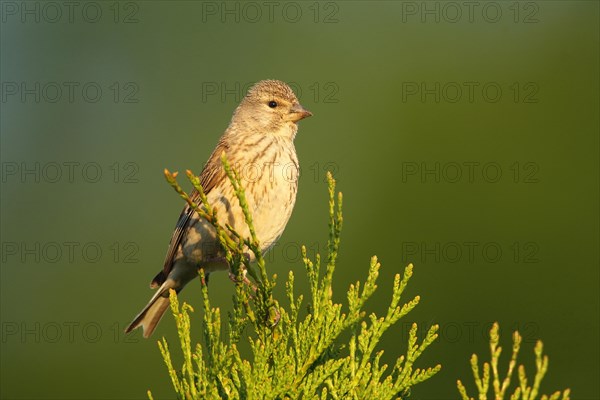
[1,1,598,399]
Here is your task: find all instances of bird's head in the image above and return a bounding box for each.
[230,80,312,139]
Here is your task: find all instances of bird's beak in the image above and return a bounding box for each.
[289,103,313,122]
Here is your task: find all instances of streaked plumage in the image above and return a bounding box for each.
[125,80,311,338]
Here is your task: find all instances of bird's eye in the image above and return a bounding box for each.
[268,101,278,108]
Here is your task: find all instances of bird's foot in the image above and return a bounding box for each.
[228,268,257,292]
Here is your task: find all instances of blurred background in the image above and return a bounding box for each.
[1,1,598,399]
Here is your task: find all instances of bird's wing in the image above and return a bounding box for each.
[150,144,228,288]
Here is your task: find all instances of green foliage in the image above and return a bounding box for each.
[150,156,441,399]
[457,322,570,400]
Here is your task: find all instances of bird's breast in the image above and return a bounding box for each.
[182,140,299,265]
[243,145,298,251]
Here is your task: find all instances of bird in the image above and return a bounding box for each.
[125,80,312,338]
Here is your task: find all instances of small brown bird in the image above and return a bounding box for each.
[125,80,312,338]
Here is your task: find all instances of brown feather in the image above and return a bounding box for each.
[155,140,229,284]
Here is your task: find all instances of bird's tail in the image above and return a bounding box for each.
[125,280,175,338]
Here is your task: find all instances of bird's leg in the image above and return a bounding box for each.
[229,255,257,293]
[200,254,257,291]
[242,252,258,292]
